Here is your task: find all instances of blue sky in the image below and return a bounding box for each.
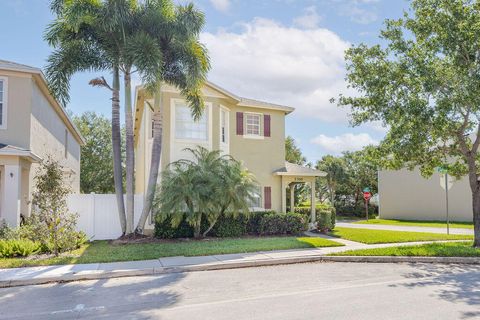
[0,0,409,163]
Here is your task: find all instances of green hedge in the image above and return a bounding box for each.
[336,205,377,218]
[0,239,41,258]
[154,211,307,239]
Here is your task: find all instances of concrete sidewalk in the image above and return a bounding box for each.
[0,234,476,288]
[336,222,474,235]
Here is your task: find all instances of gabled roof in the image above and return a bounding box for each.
[0,60,41,73]
[136,80,295,114]
[0,59,85,145]
[0,144,41,162]
[274,161,327,177]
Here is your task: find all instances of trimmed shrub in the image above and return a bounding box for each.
[154,215,195,239]
[0,239,41,258]
[258,212,307,235]
[212,215,247,238]
[336,205,377,218]
[153,211,307,238]
[316,210,335,232]
[246,211,273,235]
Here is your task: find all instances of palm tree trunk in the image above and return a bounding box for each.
[136,89,162,234]
[124,70,135,234]
[112,66,126,235]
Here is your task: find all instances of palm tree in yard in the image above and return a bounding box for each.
[45,0,128,234]
[154,147,257,238]
[134,0,210,234]
[45,0,159,235]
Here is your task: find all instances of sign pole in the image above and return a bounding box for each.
[445,173,450,235]
[365,198,369,221]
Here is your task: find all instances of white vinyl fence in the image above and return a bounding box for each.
[68,194,146,240]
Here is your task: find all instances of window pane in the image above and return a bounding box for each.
[0,102,2,125]
[248,187,262,208]
[245,114,260,135]
[175,104,207,140]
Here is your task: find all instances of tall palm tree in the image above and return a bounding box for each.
[45,0,128,234]
[134,0,210,234]
[46,0,165,235]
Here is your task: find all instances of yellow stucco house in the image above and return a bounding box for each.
[134,81,325,228]
[0,60,84,227]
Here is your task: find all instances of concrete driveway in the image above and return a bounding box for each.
[1,262,479,320]
[336,222,474,235]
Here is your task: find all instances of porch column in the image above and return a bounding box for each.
[289,183,295,213]
[3,165,22,227]
[281,177,287,213]
[310,179,316,228]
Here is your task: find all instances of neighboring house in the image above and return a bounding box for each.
[134,81,325,229]
[0,60,84,227]
[378,168,472,222]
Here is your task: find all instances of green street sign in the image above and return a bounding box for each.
[436,165,448,174]
[363,187,371,192]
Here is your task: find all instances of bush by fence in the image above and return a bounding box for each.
[154,211,308,239]
[294,204,336,231]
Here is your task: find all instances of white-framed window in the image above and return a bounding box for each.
[245,113,261,136]
[220,108,228,144]
[175,103,208,141]
[0,77,7,129]
[248,186,262,209]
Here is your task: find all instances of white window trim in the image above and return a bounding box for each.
[172,99,211,143]
[169,98,213,162]
[243,112,264,139]
[0,76,8,130]
[219,105,229,146]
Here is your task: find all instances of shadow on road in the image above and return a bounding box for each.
[391,263,480,319]
[0,272,187,320]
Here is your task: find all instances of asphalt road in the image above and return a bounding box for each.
[1,262,479,320]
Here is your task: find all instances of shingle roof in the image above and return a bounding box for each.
[273,162,326,177]
[0,59,40,73]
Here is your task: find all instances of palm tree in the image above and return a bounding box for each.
[134,0,210,234]
[45,0,128,234]
[154,147,258,238]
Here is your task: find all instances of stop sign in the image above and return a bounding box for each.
[363,191,372,201]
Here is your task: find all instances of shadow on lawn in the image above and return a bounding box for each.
[391,263,480,319]
[0,272,186,319]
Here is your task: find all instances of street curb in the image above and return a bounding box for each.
[1,255,479,288]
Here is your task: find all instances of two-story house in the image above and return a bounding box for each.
[134,81,325,229]
[0,60,84,227]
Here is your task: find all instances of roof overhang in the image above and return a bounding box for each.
[0,60,85,146]
[273,161,327,177]
[0,149,42,163]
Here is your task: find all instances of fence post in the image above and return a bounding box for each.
[90,192,96,240]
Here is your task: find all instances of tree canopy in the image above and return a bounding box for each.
[336,0,480,245]
[73,112,125,194]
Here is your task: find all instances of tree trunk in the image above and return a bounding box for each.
[124,70,135,234]
[136,89,163,234]
[472,190,480,248]
[112,66,126,235]
[193,215,202,239]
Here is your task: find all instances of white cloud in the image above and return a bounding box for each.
[201,18,353,122]
[293,6,321,29]
[329,0,379,24]
[310,133,378,154]
[209,0,230,12]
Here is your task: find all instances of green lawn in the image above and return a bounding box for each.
[330,242,480,257]
[330,227,473,244]
[354,218,473,229]
[0,236,343,269]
